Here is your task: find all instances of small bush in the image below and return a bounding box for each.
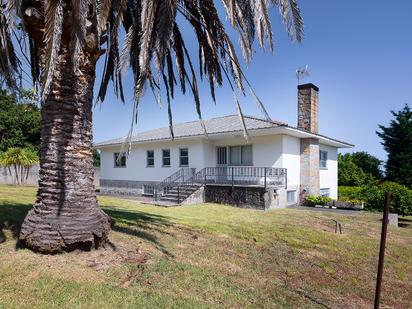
[305,195,333,207]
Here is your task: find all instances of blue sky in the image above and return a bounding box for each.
[93,0,412,161]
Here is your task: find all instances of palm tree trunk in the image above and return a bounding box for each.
[19,47,111,253]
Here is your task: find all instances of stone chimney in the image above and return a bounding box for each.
[297,83,319,134]
[298,83,320,203]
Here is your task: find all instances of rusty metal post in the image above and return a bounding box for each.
[374,191,391,309]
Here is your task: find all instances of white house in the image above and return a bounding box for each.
[96,83,353,208]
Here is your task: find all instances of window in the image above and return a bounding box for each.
[217,147,227,165]
[162,149,171,167]
[287,191,296,204]
[147,150,154,167]
[320,188,330,197]
[179,148,189,166]
[229,145,252,165]
[320,150,328,169]
[114,152,126,167]
[143,184,155,196]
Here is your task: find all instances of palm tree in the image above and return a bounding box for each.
[0,0,303,253]
[0,147,39,185]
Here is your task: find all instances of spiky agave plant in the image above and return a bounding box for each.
[0,0,303,253]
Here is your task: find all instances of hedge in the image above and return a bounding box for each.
[338,182,412,216]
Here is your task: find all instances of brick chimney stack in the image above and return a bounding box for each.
[297,83,319,134]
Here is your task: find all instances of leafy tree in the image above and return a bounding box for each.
[338,154,375,186]
[93,149,101,167]
[0,89,40,152]
[0,1,304,253]
[0,147,39,185]
[377,104,412,187]
[350,151,383,180]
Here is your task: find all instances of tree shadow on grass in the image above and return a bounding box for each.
[0,202,32,244]
[0,201,177,257]
[103,207,176,257]
[398,217,412,229]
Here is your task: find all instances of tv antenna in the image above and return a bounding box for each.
[296,65,310,85]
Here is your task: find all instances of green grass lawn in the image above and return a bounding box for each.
[0,185,411,308]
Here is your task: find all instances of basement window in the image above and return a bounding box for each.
[143,184,155,196]
[114,152,126,168]
[287,191,296,204]
[320,188,330,197]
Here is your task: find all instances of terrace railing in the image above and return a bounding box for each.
[191,167,287,189]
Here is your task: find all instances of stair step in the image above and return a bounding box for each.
[165,189,197,195]
[162,192,193,198]
[160,197,180,203]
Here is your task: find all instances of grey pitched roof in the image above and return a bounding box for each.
[95,115,286,147]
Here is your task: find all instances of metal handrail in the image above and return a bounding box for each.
[155,167,196,200]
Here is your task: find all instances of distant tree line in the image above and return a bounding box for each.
[338,104,412,216]
[0,89,101,167]
[0,89,40,152]
[339,104,412,188]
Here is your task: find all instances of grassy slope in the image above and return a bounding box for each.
[0,185,411,309]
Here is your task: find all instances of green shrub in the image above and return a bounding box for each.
[338,186,363,200]
[379,182,412,216]
[359,185,383,212]
[304,195,333,207]
[338,183,412,216]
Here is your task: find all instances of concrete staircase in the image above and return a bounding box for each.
[159,184,202,204]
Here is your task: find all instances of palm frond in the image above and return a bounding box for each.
[41,0,64,102]
[97,0,113,34]
[273,0,304,42]
[70,0,89,72]
[0,2,20,90]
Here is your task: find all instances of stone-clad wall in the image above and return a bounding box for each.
[300,138,320,200]
[297,83,319,134]
[205,185,269,210]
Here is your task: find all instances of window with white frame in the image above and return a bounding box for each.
[320,188,330,197]
[114,152,126,167]
[179,148,189,166]
[319,150,328,169]
[147,150,154,167]
[162,149,171,167]
[217,147,227,165]
[229,145,252,165]
[143,184,155,196]
[287,190,296,204]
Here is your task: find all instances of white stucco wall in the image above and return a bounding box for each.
[319,144,338,199]
[281,135,301,190]
[100,139,207,182]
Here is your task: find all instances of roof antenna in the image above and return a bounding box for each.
[296,65,310,85]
